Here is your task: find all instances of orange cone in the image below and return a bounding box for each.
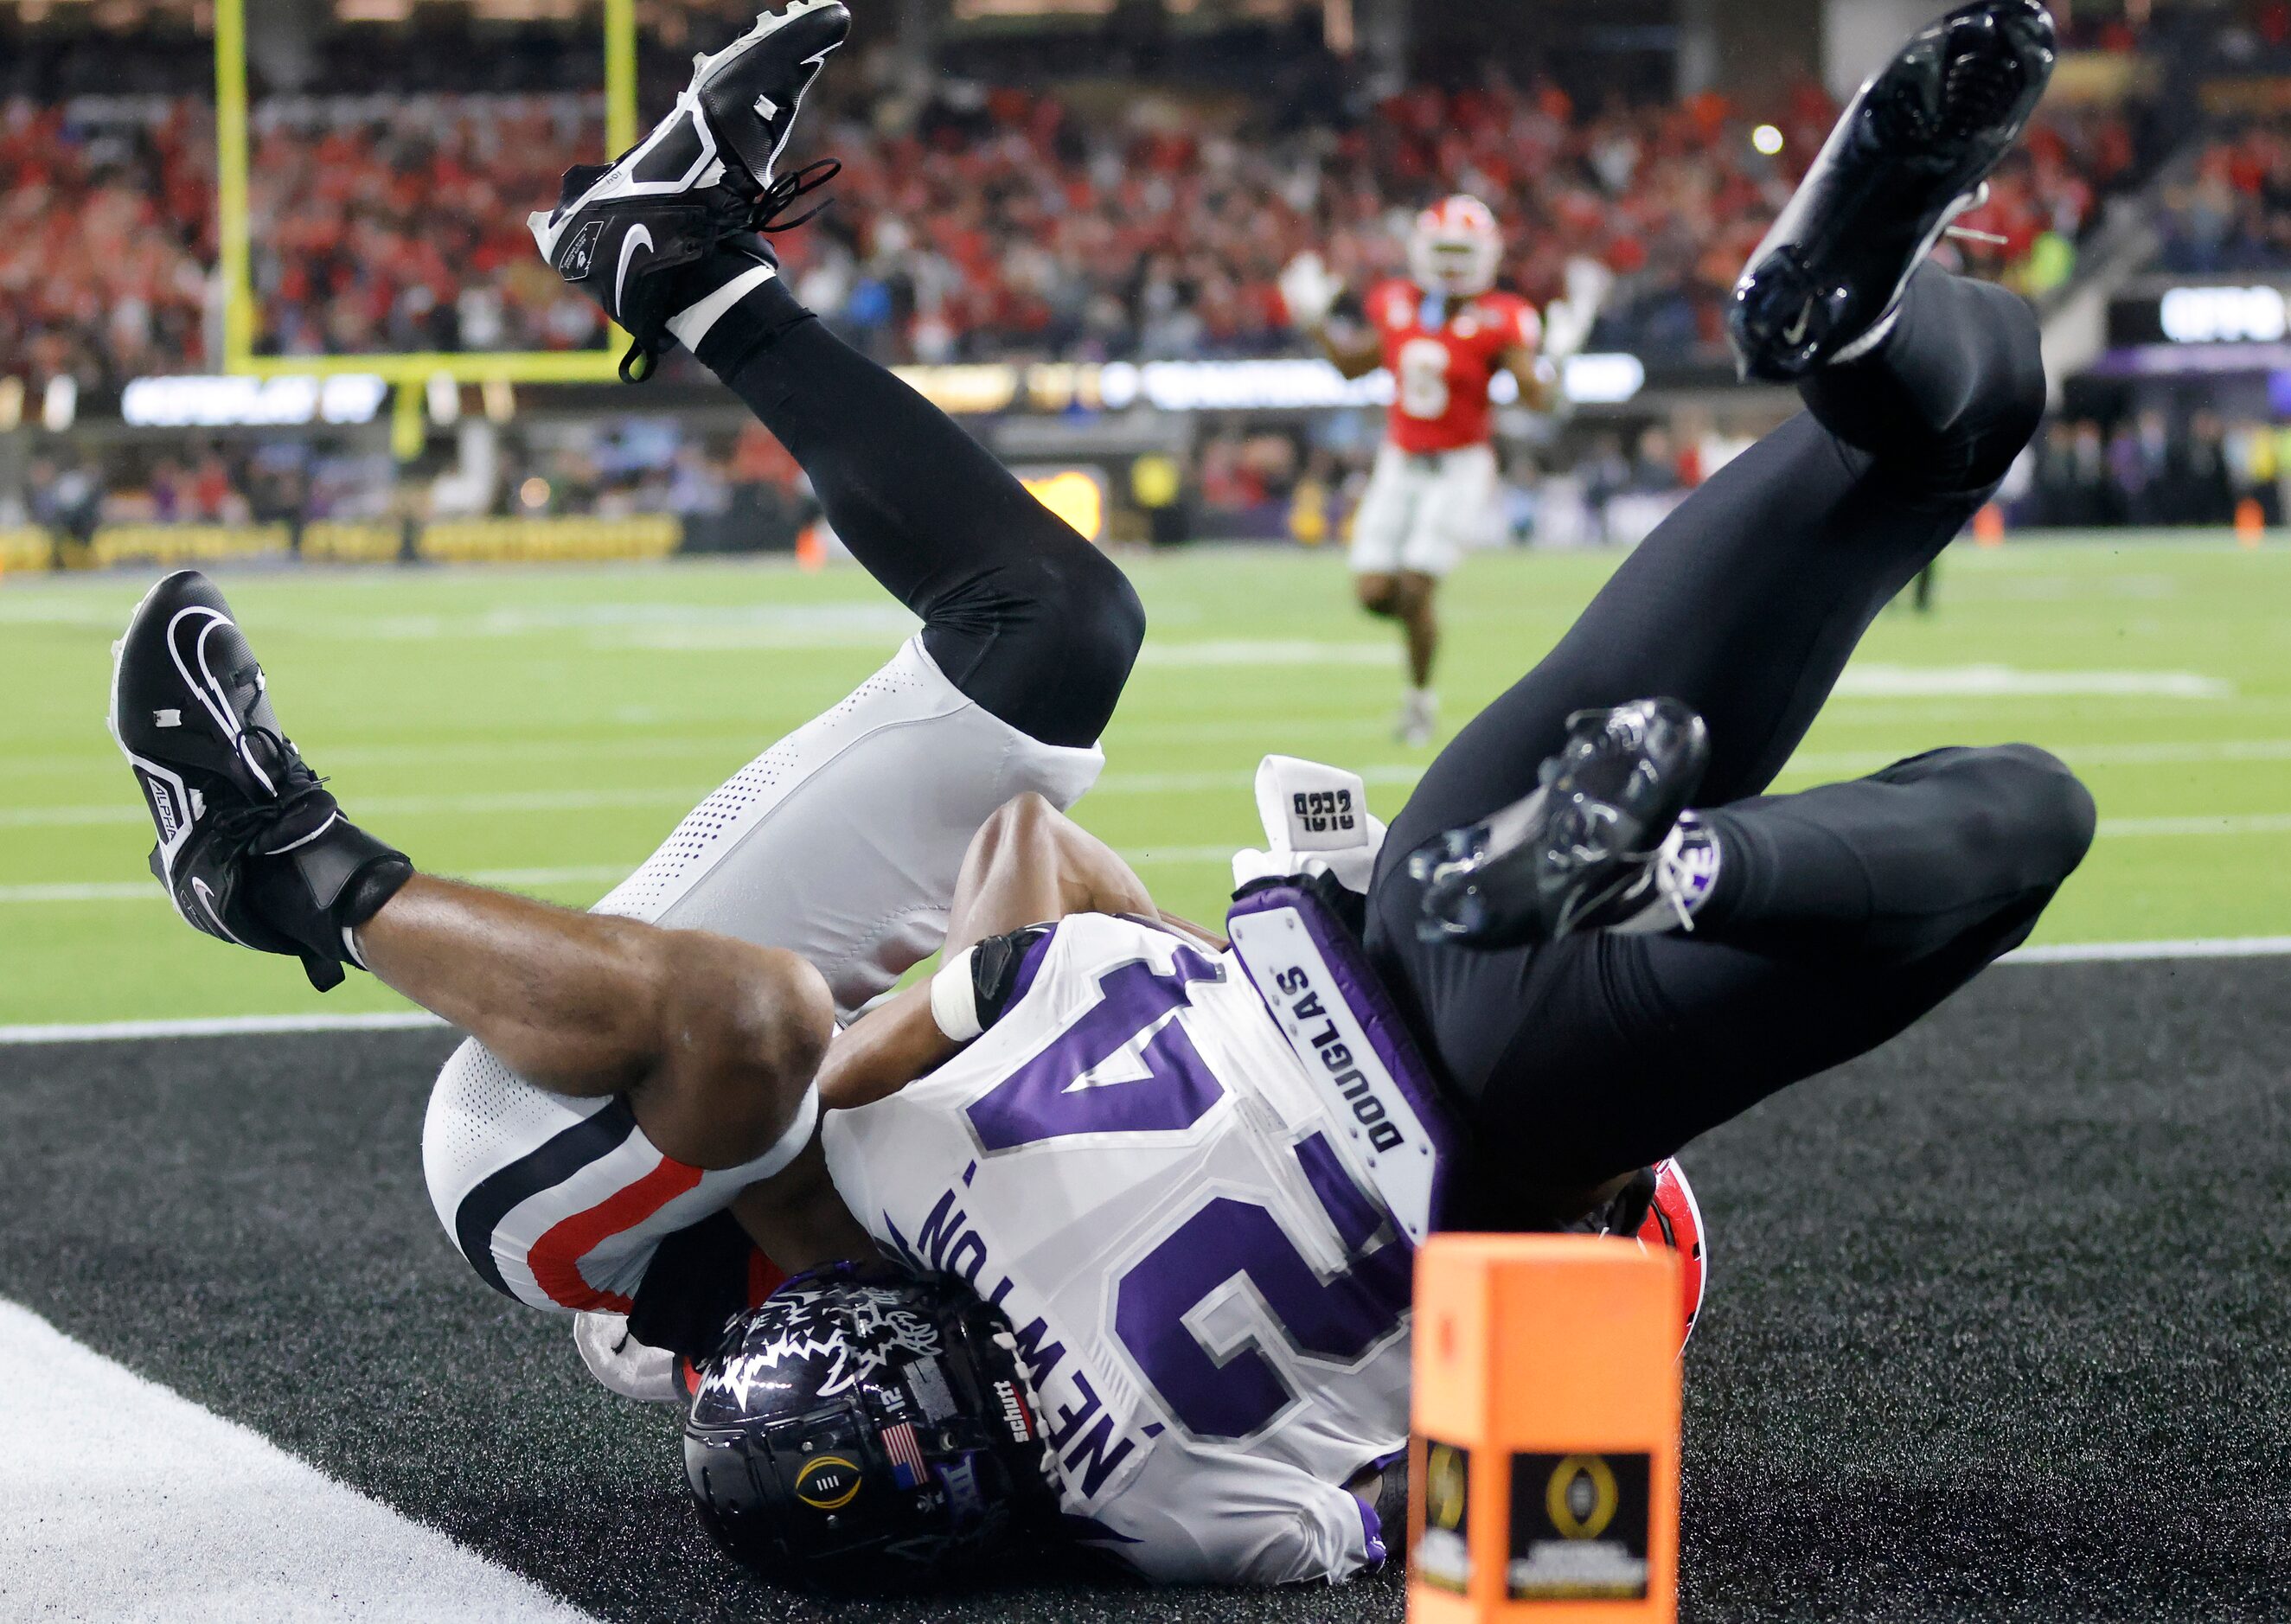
[2236,497,2264,547]
[1972,503,2005,547]
[795,522,827,572]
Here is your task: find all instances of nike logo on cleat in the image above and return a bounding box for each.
[1781,299,1814,347]
[191,877,228,936]
[615,225,656,316]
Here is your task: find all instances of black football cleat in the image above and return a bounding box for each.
[109,571,412,991]
[528,0,849,381]
[1410,698,1712,948]
[1728,0,2056,381]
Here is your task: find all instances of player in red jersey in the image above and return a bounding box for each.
[1283,195,1563,745]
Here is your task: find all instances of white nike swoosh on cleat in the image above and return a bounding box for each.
[189,877,246,945]
[615,224,656,316]
[1781,299,1814,346]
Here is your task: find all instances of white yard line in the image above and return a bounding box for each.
[0,787,701,829]
[0,1298,598,1621]
[0,865,633,905]
[3,809,2284,910]
[1098,764,1424,795]
[2096,812,2291,836]
[1782,737,2291,775]
[13,734,2291,826]
[1828,664,2230,700]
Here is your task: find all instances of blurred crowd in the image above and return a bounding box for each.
[739,74,2156,365]
[2,58,2169,389]
[2011,412,2291,526]
[2154,119,2291,272]
[16,404,2290,547]
[0,99,214,392]
[6,417,804,548]
[248,96,611,359]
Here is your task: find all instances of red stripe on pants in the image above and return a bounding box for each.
[527,1155,706,1313]
[746,1246,790,1308]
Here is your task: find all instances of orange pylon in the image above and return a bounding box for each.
[2235,497,2265,547]
[1972,503,2006,547]
[1410,1237,1681,1622]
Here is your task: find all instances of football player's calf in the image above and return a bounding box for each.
[110,570,411,991]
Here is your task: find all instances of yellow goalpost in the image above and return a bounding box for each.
[212,0,641,392]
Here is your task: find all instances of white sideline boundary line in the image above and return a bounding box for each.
[0,1010,446,1045]
[2001,935,2291,964]
[4,937,2290,1045]
[0,1298,599,1622]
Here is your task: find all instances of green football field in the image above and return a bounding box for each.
[5,534,2288,1028]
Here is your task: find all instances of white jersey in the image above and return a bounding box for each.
[820,911,1414,1584]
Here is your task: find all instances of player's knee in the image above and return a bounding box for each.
[966,790,1081,884]
[650,935,834,1167]
[1026,549,1146,728]
[1961,288,2048,488]
[1976,744,2096,888]
[1356,575,1398,615]
[980,789,1059,843]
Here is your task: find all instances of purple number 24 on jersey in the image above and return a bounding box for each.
[962,936,1411,1442]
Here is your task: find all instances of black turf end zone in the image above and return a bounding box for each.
[1,958,2285,1623]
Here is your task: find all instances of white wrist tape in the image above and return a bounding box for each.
[930,946,984,1043]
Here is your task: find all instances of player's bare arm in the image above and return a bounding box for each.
[944,791,1156,946]
[1501,342,1558,412]
[726,1135,874,1272]
[1314,321,1385,380]
[819,792,1155,1110]
[730,796,1161,1262]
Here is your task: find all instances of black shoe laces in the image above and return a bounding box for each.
[615,157,842,384]
[741,157,842,235]
[208,725,332,854]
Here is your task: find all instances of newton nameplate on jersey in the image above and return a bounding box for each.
[1225,886,1451,1244]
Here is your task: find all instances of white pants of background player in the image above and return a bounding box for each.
[419,636,1102,1314]
[1347,441,1498,578]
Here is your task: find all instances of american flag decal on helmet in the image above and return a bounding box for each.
[880,1419,928,1488]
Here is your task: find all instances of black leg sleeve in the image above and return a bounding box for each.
[1380,745,2093,1210]
[1801,267,2049,493]
[1379,267,2045,866]
[1693,745,2097,962]
[691,265,1142,748]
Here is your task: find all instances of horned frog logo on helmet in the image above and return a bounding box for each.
[713,1275,944,1407]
